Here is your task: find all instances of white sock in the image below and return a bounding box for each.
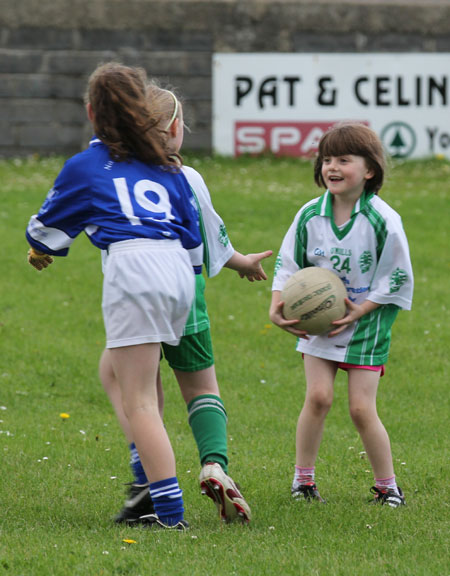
[375,475,399,494]
[292,465,315,489]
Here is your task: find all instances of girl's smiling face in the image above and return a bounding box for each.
[321,154,374,199]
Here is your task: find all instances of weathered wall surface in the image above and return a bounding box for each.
[1,0,449,156]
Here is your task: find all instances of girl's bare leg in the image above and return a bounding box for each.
[296,355,337,466]
[109,343,175,483]
[99,348,164,444]
[348,368,394,479]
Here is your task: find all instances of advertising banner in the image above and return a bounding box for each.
[213,53,450,159]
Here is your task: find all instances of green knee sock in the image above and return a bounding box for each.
[187,394,228,473]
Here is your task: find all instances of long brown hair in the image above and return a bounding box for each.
[86,62,178,168]
[314,123,386,194]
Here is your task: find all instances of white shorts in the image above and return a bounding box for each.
[102,238,195,348]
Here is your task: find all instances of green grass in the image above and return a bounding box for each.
[0,154,449,575]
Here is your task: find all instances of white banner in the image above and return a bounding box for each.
[213,53,450,159]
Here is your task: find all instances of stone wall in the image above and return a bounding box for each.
[1,0,449,156]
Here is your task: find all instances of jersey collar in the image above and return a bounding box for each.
[89,135,102,146]
[317,189,375,239]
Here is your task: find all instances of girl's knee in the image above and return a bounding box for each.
[306,389,333,415]
[349,402,376,429]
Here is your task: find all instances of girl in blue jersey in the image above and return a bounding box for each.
[270,123,413,508]
[101,83,272,525]
[26,62,204,530]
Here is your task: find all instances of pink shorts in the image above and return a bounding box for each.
[338,363,385,377]
[302,354,385,377]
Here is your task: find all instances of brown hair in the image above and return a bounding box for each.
[85,62,178,168]
[314,123,386,194]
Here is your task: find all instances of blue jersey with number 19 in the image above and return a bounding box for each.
[26,138,203,270]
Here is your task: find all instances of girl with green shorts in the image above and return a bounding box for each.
[100,83,272,526]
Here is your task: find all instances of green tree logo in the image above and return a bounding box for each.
[380,122,416,158]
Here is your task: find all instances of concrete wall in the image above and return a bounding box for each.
[1,0,449,156]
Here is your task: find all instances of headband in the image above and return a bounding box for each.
[165,90,179,130]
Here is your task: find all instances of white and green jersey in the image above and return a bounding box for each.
[181,166,234,335]
[272,190,413,365]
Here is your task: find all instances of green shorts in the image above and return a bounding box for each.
[161,328,214,372]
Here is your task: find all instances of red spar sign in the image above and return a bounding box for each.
[235,121,343,157]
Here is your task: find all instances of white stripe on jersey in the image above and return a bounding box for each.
[27,215,74,251]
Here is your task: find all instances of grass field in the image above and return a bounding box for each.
[0,154,448,575]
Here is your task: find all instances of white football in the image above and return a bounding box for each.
[281,267,347,335]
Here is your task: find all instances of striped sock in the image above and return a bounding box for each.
[375,475,399,494]
[188,394,228,473]
[293,466,315,489]
[149,477,184,526]
[129,442,148,485]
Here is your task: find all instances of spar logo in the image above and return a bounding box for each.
[235,121,340,157]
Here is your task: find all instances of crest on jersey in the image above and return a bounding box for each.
[359,251,373,273]
[218,224,230,247]
[389,268,408,293]
[274,253,282,276]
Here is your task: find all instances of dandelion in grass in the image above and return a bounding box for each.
[260,323,273,335]
[60,413,70,420]
[122,539,137,545]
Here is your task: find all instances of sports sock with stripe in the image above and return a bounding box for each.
[187,394,228,473]
[149,477,184,525]
[292,465,315,490]
[375,475,399,494]
[129,442,148,485]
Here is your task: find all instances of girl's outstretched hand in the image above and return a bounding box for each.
[269,296,309,339]
[225,249,273,282]
[237,250,273,281]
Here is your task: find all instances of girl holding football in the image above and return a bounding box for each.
[270,123,413,507]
